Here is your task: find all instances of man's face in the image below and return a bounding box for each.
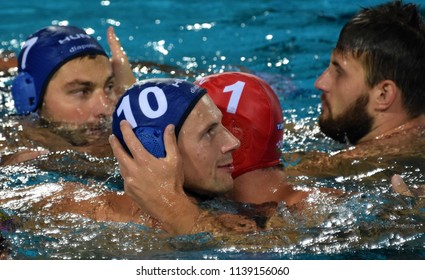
[315,51,374,144]
[178,95,240,196]
[40,55,116,145]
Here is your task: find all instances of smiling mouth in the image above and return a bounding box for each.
[218,163,234,173]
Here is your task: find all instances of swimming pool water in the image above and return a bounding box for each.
[1,0,425,259]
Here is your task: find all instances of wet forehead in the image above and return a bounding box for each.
[181,95,221,133]
[52,55,112,84]
[331,50,364,73]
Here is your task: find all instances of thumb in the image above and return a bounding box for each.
[391,174,413,197]
[107,26,136,94]
[107,26,123,56]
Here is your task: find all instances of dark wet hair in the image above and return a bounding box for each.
[335,0,425,118]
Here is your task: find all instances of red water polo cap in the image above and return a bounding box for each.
[195,72,284,178]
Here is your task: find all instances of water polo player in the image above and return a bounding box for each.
[196,72,315,206]
[8,25,134,152]
[110,78,240,234]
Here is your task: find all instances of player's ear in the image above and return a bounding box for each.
[372,80,398,111]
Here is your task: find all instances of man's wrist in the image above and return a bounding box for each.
[159,194,202,235]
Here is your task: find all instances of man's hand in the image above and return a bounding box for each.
[391,174,425,198]
[107,26,136,96]
[109,121,201,235]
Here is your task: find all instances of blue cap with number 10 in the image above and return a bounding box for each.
[112,78,207,158]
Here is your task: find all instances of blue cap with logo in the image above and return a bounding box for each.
[112,78,207,158]
[12,25,108,115]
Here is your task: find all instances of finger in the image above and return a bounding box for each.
[391,174,414,197]
[107,26,123,57]
[163,124,185,188]
[109,134,132,176]
[120,120,154,162]
[163,124,178,160]
[109,134,130,163]
[107,26,136,94]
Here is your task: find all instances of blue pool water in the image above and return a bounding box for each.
[1,0,425,259]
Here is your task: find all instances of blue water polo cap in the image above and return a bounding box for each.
[12,25,107,115]
[112,78,207,158]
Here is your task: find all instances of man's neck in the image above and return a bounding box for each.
[358,114,425,144]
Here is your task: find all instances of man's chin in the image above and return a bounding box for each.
[40,117,112,147]
[79,134,104,146]
[216,179,234,194]
[318,115,347,143]
[47,123,110,146]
